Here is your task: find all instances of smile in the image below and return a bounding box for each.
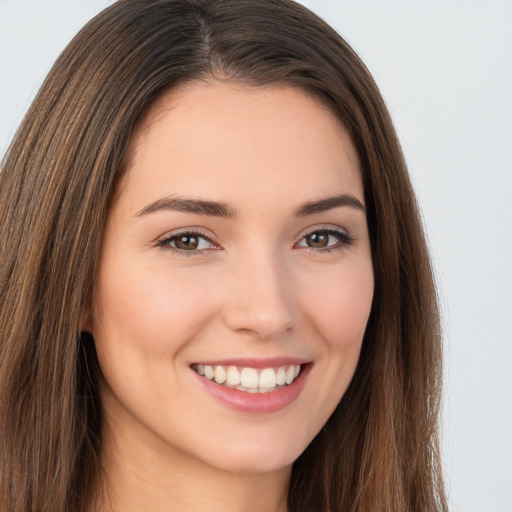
[192,363,302,393]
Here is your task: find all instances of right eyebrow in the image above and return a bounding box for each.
[135,196,236,218]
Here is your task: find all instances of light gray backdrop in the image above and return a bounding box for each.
[1,1,511,511]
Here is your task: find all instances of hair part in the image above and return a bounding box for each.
[0,1,446,510]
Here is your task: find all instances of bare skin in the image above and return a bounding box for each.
[88,81,374,511]
[96,411,289,511]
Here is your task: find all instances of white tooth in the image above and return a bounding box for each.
[214,365,227,384]
[226,366,241,385]
[276,366,286,385]
[285,365,295,385]
[259,368,277,389]
[294,364,301,378]
[259,387,272,393]
[247,388,259,393]
[196,364,205,375]
[204,365,214,380]
[240,367,259,388]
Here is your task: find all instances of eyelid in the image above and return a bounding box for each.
[296,224,349,238]
[156,229,221,254]
[294,224,355,250]
[155,224,355,256]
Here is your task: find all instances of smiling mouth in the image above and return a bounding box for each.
[191,363,303,393]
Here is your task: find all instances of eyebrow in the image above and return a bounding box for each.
[294,194,365,216]
[136,197,235,217]
[135,193,365,218]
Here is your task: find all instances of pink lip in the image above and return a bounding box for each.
[191,357,310,369]
[193,363,312,414]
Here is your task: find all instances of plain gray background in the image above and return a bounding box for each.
[1,1,511,511]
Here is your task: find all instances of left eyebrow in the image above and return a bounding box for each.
[294,194,365,216]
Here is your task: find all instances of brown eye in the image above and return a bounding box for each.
[296,228,353,251]
[305,232,330,248]
[174,234,200,250]
[158,231,217,253]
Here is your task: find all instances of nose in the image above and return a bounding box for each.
[222,247,298,340]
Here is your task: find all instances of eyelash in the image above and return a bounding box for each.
[297,227,355,254]
[156,230,218,257]
[156,227,355,256]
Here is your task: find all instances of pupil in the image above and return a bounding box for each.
[308,232,328,248]
[176,235,198,250]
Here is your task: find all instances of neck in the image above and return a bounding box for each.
[93,415,290,512]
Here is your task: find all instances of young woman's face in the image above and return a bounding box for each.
[90,82,374,475]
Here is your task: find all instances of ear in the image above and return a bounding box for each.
[81,305,94,334]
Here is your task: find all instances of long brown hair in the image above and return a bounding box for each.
[0,1,447,510]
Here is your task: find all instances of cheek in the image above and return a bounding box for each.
[91,262,221,416]
[93,262,219,358]
[301,262,374,350]
[290,261,373,439]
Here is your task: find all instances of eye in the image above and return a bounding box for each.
[157,231,218,253]
[296,228,354,251]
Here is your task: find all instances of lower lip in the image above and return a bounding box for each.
[194,364,312,414]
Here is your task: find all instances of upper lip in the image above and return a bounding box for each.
[190,357,312,369]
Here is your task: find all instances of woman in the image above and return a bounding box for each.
[0,0,447,511]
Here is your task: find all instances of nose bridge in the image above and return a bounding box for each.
[222,241,297,340]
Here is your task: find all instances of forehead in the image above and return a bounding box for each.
[117,81,363,212]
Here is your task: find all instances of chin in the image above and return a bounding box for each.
[191,427,313,475]
[206,450,296,475]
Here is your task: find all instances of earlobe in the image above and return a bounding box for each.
[81,307,94,334]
